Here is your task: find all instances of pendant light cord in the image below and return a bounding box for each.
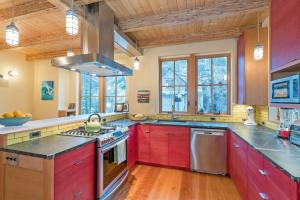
[257,14,260,43]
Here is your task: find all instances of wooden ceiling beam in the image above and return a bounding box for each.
[138,28,242,48]
[26,48,81,61]
[117,0,269,32]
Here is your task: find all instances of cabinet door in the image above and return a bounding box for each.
[237,34,245,104]
[271,0,300,70]
[168,127,190,169]
[127,125,137,169]
[137,125,150,163]
[149,125,169,165]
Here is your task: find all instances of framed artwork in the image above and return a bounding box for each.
[41,81,54,100]
[115,103,124,112]
[123,103,129,112]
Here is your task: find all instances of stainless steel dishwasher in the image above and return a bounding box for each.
[190,128,227,175]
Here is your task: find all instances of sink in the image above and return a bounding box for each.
[155,120,188,124]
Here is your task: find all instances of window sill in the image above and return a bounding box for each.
[158,112,232,117]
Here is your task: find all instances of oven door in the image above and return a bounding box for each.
[97,135,128,199]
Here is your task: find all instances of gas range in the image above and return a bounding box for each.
[61,125,129,147]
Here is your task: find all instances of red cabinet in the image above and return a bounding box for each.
[271,0,300,70]
[54,143,96,200]
[149,126,169,165]
[168,126,190,169]
[137,125,150,163]
[127,125,137,169]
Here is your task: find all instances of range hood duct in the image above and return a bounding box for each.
[51,2,132,77]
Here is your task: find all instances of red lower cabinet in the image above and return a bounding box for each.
[127,125,137,169]
[137,125,150,163]
[54,143,96,200]
[149,126,169,165]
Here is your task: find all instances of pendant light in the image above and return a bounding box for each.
[67,48,74,56]
[133,37,140,70]
[6,1,19,46]
[65,0,78,36]
[254,15,264,61]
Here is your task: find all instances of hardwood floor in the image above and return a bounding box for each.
[112,164,241,200]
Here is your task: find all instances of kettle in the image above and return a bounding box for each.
[84,113,102,133]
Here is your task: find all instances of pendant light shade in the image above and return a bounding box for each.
[67,48,75,56]
[5,21,19,46]
[254,43,264,61]
[133,57,140,70]
[66,8,78,36]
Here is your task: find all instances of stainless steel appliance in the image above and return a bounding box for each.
[190,128,227,175]
[290,120,300,146]
[270,74,300,103]
[61,125,129,200]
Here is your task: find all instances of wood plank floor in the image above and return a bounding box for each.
[112,164,241,200]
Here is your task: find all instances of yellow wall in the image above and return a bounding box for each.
[0,50,34,114]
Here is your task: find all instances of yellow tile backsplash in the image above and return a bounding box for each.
[6,113,126,146]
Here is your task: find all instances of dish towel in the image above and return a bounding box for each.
[116,141,127,164]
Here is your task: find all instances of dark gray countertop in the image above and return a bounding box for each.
[0,135,96,159]
[112,119,300,182]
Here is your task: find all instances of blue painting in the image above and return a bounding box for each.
[41,81,54,100]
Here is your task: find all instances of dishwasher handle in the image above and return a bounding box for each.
[191,129,226,136]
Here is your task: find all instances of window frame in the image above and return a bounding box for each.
[104,76,127,113]
[159,56,190,114]
[195,54,231,115]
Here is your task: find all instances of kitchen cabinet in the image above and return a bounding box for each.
[271,0,300,71]
[127,125,137,169]
[54,143,95,200]
[137,125,150,163]
[149,126,169,165]
[237,28,268,105]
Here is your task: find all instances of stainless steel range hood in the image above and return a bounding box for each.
[51,2,132,77]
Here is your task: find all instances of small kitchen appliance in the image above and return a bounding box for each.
[277,128,290,139]
[244,106,257,126]
[270,74,300,104]
[290,120,300,146]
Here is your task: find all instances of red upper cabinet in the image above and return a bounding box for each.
[149,126,169,165]
[137,125,150,163]
[271,0,300,70]
[168,126,190,169]
[237,34,245,104]
[127,125,137,169]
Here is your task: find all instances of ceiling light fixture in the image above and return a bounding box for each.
[8,70,18,77]
[67,48,75,56]
[133,57,140,70]
[254,15,264,61]
[0,74,10,80]
[65,0,78,36]
[6,1,19,46]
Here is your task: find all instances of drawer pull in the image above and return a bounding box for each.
[74,191,82,198]
[259,192,269,200]
[74,160,82,166]
[258,169,267,176]
[233,143,240,148]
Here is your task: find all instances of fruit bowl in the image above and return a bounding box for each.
[0,117,32,127]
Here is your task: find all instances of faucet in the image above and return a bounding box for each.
[170,104,177,120]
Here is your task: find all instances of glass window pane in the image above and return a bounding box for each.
[213,86,228,113]
[91,76,99,96]
[81,97,90,115]
[117,77,126,96]
[198,58,212,85]
[162,87,174,112]
[213,57,228,84]
[162,61,174,87]
[91,97,99,113]
[198,86,212,113]
[175,87,187,112]
[106,97,116,113]
[105,77,116,96]
[175,60,187,86]
[117,97,126,103]
[81,74,90,96]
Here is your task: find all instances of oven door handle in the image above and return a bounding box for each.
[101,135,129,153]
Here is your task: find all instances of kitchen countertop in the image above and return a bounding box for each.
[0,135,96,159]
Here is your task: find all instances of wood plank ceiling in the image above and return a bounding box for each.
[0,0,269,60]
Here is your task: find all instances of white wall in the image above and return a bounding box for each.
[0,50,34,114]
[116,39,238,114]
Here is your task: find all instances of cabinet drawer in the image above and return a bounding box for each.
[55,143,95,174]
[247,147,266,189]
[248,177,269,200]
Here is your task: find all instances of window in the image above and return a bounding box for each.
[105,76,126,113]
[160,58,188,113]
[197,55,230,114]
[80,74,99,114]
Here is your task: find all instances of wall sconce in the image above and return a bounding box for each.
[0,70,19,80]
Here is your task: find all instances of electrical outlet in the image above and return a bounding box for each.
[30,131,41,139]
[5,153,19,166]
[210,117,216,121]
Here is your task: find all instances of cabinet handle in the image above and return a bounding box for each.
[258,192,269,199]
[258,169,267,176]
[74,160,82,166]
[233,143,240,148]
[74,191,82,198]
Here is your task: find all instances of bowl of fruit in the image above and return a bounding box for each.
[0,110,32,127]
